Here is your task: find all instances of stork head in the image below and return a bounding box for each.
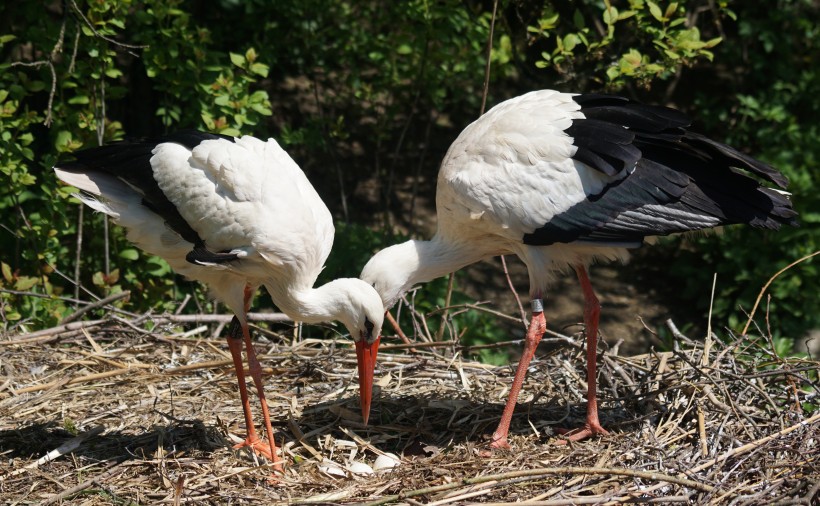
[360,240,421,310]
[328,279,384,425]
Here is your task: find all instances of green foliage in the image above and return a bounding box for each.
[526,0,725,87]
[652,0,820,341]
[199,48,272,135]
[0,0,815,357]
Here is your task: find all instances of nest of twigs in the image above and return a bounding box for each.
[1,310,818,505]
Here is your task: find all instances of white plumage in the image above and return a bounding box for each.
[55,131,384,470]
[361,89,797,448]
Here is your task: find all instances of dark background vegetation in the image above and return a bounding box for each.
[0,0,817,356]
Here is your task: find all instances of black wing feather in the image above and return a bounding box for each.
[56,130,240,261]
[522,93,797,246]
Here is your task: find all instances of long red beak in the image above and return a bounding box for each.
[355,335,381,425]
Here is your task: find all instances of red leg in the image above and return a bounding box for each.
[225,318,263,451]
[239,318,281,468]
[238,285,282,471]
[226,318,281,468]
[489,304,547,449]
[557,265,609,442]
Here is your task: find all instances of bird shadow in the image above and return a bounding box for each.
[297,385,660,457]
[2,364,667,467]
[0,415,226,463]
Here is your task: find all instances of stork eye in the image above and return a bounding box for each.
[364,317,375,334]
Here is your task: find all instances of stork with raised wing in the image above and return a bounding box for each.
[55,131,384,470]
[361,90,797,447]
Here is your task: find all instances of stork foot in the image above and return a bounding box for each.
[554,421,609,444]
[233,436,276,460]
[233,436,283,472]
[488,431,511,450]
[477,434,510,457]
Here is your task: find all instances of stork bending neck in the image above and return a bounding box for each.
[268,280,349,325]
[361,235,490,309]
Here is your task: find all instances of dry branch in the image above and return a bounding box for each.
[1,315,817,504]
[685,411,820,475]
[355,467,714,506]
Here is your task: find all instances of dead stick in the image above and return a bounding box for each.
[155,313,291,324]
[353,466,714,506]
[699,273,717,456]
[2,320,106,344]
[4,312,290,345]
[12,368,134,395]
[59,290,131,325]
[686,412,820,475]
[479,498,690,506]
[742,250,819,335]
[287,418,323,460]
[38,459,127,505]
[165,360,274,376]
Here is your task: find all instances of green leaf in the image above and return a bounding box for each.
[665,2,679,19]
[55,130,73,152]
[201,113,215,130]
[606,66,621,80]
[563,34,580,52]
[68,95,90,105]
[146,257,171,277]
[119,249,139,261]
[229,52,245,67]
[14,276,38,291]
[603,6,619,26]
[541,13,559,29]
[249,62,269,77]
[679,39,706,50]
[647,1,664,22]
[1,262,12,283]
[250,103,272,115]
[645,63,664,74]
[703,37,722,48]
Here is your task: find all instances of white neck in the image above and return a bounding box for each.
[265,279,350,324]
[361,235,491,309]
[263,277,383,343]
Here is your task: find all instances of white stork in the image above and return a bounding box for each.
[360,89,797,448]
[54,131,385,470]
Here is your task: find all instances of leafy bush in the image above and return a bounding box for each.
[0,0,815,352]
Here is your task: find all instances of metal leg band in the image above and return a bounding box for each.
[531,298,544,313]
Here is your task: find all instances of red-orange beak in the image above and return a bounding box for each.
[355,335,381,425]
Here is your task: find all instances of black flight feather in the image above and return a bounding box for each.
[55,131,239,262]
[524,94,798,246]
